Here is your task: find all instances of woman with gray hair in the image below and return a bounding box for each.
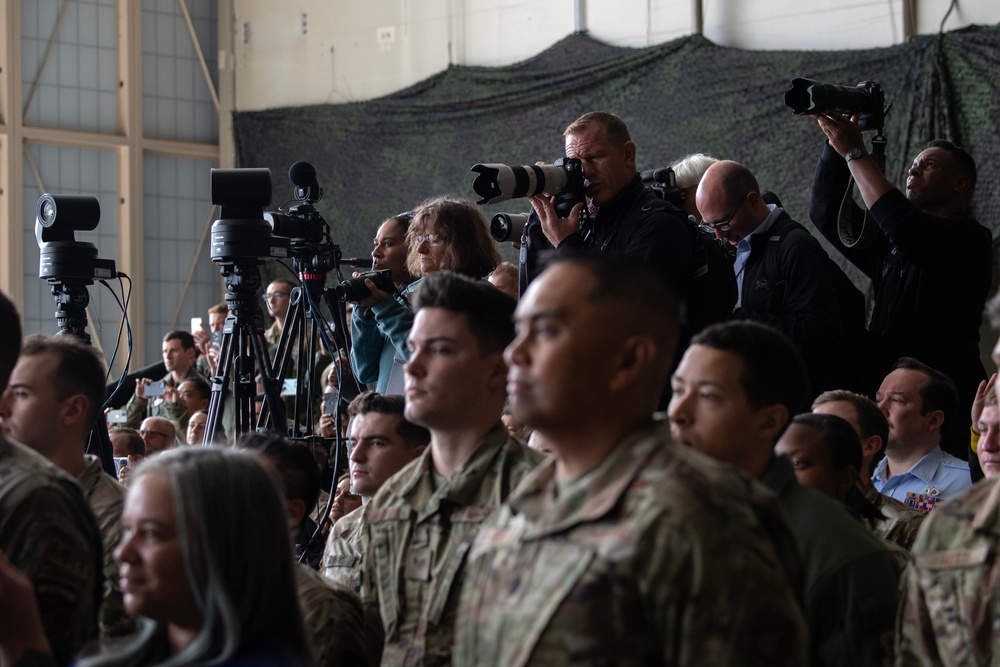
[0,447,313,666]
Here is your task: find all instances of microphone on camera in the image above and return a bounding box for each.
[340,257,374,269]
[289,161,322,202]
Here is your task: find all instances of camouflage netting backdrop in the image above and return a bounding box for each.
[233,24,1000,282]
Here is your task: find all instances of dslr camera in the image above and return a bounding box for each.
[784,78,889,131]
[470,157,587,219]
[338,269,394,301]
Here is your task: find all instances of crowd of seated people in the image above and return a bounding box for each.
[1,106,998,667]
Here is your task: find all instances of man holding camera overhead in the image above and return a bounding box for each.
[520,112,697,320]
[810,112,991,462]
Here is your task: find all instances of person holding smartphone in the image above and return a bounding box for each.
[124,331,206,430]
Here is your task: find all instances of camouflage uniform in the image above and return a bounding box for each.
[362,423,542,666]
[77,455,135,637]
[295,562,367,667]
[896,477,1000,666]
[762,455,901,667]
[0,437,103,666]
[453,422,809,667]
[862,482,926,551]
[321,502,370,593]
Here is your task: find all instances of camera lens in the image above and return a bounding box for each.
[40,200,56,224]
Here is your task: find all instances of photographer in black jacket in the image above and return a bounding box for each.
[810,111,991,462]
[519,112,701,349]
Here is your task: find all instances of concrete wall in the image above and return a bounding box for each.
[231,0,1000,110]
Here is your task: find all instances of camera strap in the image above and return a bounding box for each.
[838,131,887,248]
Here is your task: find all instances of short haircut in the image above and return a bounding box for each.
[543,251,679,374]
[113,427,146,457]
[346,391,430,448]
[412,271,517,355]
[406,197,501,279]
[791,412,863,472]
[21,334,107,426]
[564,111,632,145]
[180,376,211,400]
[813,389,889,447]
[208,302,228,316]
[891,357,959,434]
[926,139,977,199]
[490,261,518,281]
[670,153,720,190]
[237,432,321,516]
[163,330,196,351]
[691,320,809,414]
[0,291,22,390]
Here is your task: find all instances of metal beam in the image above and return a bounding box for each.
[117,0,145,369]
[0,0,25,303]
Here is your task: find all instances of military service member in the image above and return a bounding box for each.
[669,319,901,667]
[895,380,1000,665]
[0,334,133,638]
[321,391,428,592]
[240,433,366,667]
[0,292,103,666]
[125,330,204,429]
[361,272,541,666]
[455,254,808,667]
[812,389,926,550]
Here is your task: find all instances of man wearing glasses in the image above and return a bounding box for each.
[696,160,863,398]
[138,416,177,455]
[263,279,295,348]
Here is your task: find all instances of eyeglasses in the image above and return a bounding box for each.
[414,234,447,247]
[140,429,171,439]
[262,291,288,301]
[701,193,750,232]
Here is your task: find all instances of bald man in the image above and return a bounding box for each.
[696,160,861,398]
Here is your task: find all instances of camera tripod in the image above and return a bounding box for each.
[204,261,287,440]
[47,279,117,476]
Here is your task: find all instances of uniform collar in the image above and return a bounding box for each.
[507,421,665,537]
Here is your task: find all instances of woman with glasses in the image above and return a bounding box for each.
[349,198,500,394]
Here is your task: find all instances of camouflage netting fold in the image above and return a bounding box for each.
[233,25,1000,264]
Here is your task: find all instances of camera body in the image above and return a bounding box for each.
[35,194,117,282]
[470,157,587,218]
[784,78,888,131]
[339,269,394,301]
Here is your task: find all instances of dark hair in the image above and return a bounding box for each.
[812,389,889,447]
[21,334,107,426]
[891,357,959,435]
[236,432,321,517]
[179,376,211,401]
[926,139,977,199]
[412,271,517,355]
[113,427,146,457]
[406,197,501,279]
[790,412,883,521]
[163,330,196,351]
[544,251,679,374]
[564,111,633,145]
[0,291,22,390]
[346,391,430,448]
[691,320,809,414]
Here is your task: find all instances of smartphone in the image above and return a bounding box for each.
[323,392,339,415]
[107,409,128,424]
[145,380,166,397]
[210,330,223,345]
[191,316,203,333]
[281,378,297,396]
[113,457,130,475]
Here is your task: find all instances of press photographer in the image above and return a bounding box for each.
[806,82,991,465]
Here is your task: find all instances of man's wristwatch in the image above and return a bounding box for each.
[847,147,867,162]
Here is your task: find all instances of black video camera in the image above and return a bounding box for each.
[35,194,117,283]
[784,78,890,131]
